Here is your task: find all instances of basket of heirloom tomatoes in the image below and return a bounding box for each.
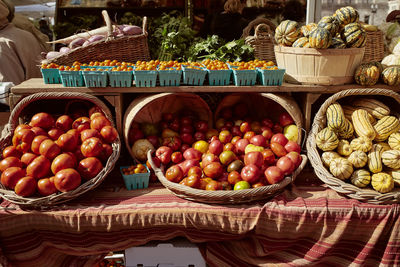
[147,92,307,204]
[0,92,120,207]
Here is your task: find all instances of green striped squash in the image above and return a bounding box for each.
[275,20,301,46]
[388,133,400,150]
[382,150,400,169]
[326,102,346,133]
[330,37,346,49]
[335,6,359,25]
[371,172,394,193]
[338,119,354,139]
[354,63,380,86]
[341,23,366,48]
[348,150,368,168]
[316,127,339,151]
[369,61,383,73]
[309,27,332,49]
[350,169,371,188]
[367,144,384,173]
[301,23,317,37]
[292,37,310,48]
[318,16,340,36]
[330,157,353,180]
[322,151,341,167]
[382,66,400,86]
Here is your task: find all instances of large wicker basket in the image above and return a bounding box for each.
[307,88,400,204]
[147,92,307,204]
[123,93,213,162]
[148,150,307,204]
[46,11,150,66]
[362,30,385,63]
[242,18,277,63]
[0,92,121,207]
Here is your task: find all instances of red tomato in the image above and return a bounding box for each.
[171,151,183,164]
[98,143,113,162]
[0,166,25,189]
[228,170,242,185]
[21,153,37,167]
[77,157,103,179]
[100,126,118,143]
[30,126,47,137]
[55,115,74,132]
[81,137,103,158]
[56,133,78,152]
[270,142,287,157]
[240,164,261,184]
[90,116,111,131]
[0,157,22,172]
[264,166,284,184]
[80,129,101,143]
[26,155,51,179]
[186,174,201,188]
[276,156,295,175]
[29,112,55,130]
[12,128,35,152]
[165,165,183,183]
[2,146,22,159]
[31,135,50,155]
[39,139,61,160]
[54,168,81,192]
[37,177,58,196]
[14,176,36,197]
[51,153,76,175]
[14,124,31,133]
[203,162,223,179]
[72,117,91,133]
[47,128,64,141]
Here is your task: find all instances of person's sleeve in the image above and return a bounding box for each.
[0,39,25,85]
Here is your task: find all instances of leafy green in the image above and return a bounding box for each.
[203,39,255,62]
[187,35,225,61]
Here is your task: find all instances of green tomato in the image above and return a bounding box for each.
[234,181,251,190]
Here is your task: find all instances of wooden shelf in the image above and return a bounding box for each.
[11,78,398,95]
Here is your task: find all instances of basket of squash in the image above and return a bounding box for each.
[274,6,365,85]
[307,88,400,204]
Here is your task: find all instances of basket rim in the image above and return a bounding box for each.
[0,92,121,207]
[274,45,365,55]
[147,150,307,204]
[306,88,400,204]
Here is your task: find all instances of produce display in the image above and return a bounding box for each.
[0,108,118,197]
[315,98,400,193]
[275,6,370,49]
[131,103,302,191]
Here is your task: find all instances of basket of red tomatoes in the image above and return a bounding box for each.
[0,92,121,207]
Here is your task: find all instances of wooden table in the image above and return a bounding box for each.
[10,79,398,135]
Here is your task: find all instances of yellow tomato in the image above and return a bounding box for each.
[193,140,209,154]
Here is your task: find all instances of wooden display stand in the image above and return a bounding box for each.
[10,78,398,136]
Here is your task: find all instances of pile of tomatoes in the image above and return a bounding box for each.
[201,60,229,70]
[0,107,118,197]
[121,164,147,175]
[158,60,182,70]
[227,59,276,70]
[135,60,159,71]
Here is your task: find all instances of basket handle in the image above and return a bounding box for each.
[7,92,115,133]
[241,17,277,39]
[254,23,274,38]
[142,16,148,35]
[102,10,116,40]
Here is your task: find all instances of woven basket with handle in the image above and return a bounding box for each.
[242,18,277,63]
[362,30,385,63]
[47,11,150,66]
[148,150,307,204]
[307,88,400,205]
[0,92,121,207]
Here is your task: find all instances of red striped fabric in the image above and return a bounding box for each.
[0,181,399,267]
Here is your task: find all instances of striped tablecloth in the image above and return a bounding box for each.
[0,177,399,267]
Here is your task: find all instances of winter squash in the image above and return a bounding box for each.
[330,37,346,49]
[354,63,380,86]
[341,22,366,48]
[321,151,341,167]
[308,27,332,49]
[275,20,301,46]
[350,136,373,153]
[382,66,400,86]
[337,139,352,156]
[292,37,310,48]
[347,150,367,168]
[350,169,371,188]
[316,127,339,151]
[300,23,317,37]
[318,16,340,36]
[329,157,353,180]
[371,172,394,193]
[335,6,359,25]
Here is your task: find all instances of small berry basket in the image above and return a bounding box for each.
[228,65,257,86]
[158,68,182,87]
[108,71,134,87]
[206,69,232,86]
[133,69,158,87]
[257,67,286,86]
[120,164,150,190]
[82,70,109,87]
[59,70,85,87]
[41,68,61,84]
[182,64,207,86]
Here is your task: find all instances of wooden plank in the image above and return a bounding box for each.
[13,79,399,95]
[304,93,322,134]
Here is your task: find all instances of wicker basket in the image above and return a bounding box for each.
[46,11,150,66]
[123,93,213,162]
[242,18,277,63]
[0,92,121,207]
[362,30,385,63]
[307,88,400,205]
[148,150,307,204]
[214,93,304,145]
